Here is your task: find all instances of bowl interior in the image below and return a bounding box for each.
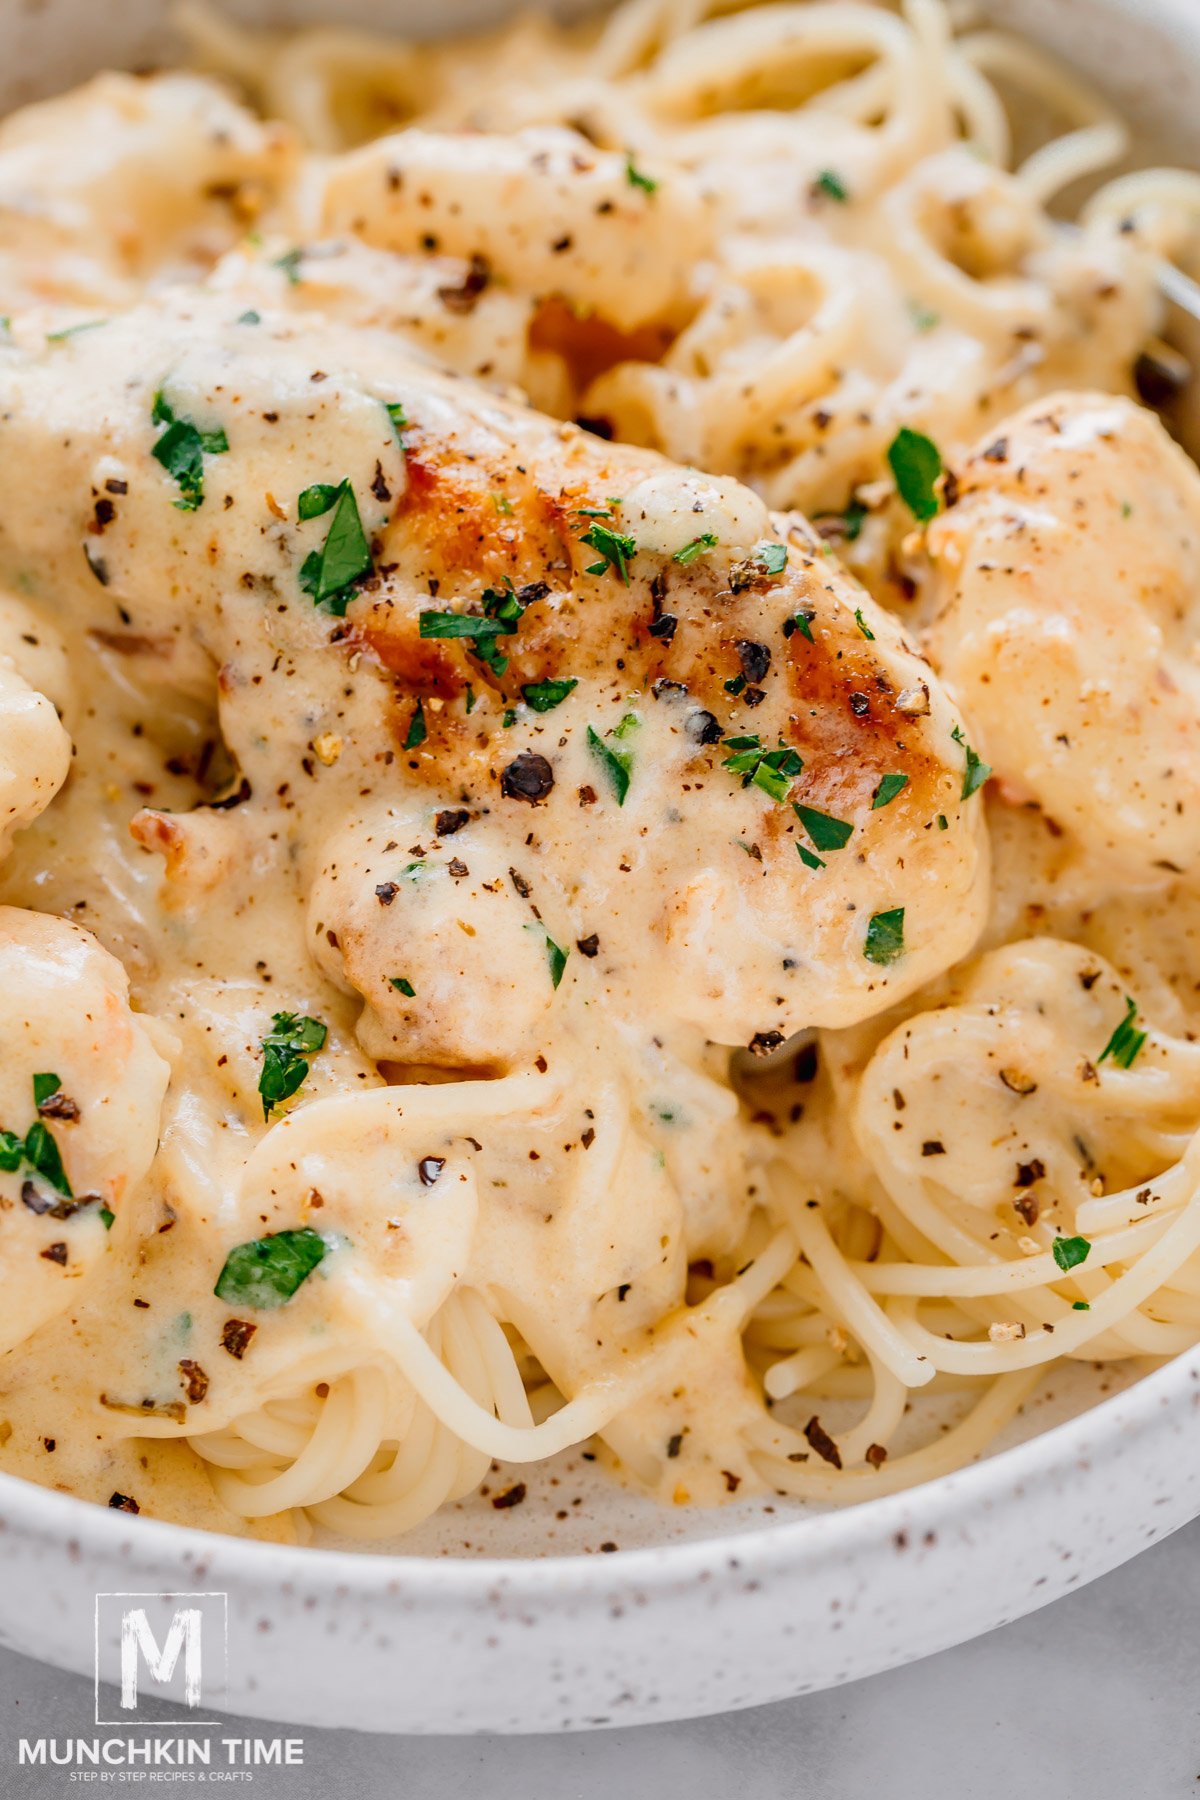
[0,0,1197,1565]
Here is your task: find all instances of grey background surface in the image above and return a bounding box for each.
[1,1518,1197,1800]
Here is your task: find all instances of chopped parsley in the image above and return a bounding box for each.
[522,677,578,713]
[384,401,407,443]
[673,533,718,565]
[419,581,534,677]
[214,1228,328,1309]
[274,247,304,285]
[581,520,637,583]
[854,608,875,640]
[0,1073,76,1197]
[151,393,228,512]
[722,735,803,804]
[908,300,940,333]
[527,924,569,988]
[625,155,658,195]
[872,772,909,809]
[864,907,905,966]
[814,170,849,202]
[587,718,638,804]
[258,1012,327,1120]
[951,724,991,800]
[297,480,373,615]
[797,843,825,871]
[390,977,416,997]
[32,1072,61,1108]
[404,699,427,750]
[783,610,815,643]
[1052,1235,1091,1273]
[887,426,943,523]
[298,482,342,520]
[46,318,107,342]
[794,803,853,852]
[840,500,867,542]
[1097,996,1146,1070]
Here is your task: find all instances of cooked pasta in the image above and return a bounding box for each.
[0,0,1199,1546]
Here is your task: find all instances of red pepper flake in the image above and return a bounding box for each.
[804,1416,842,1469]
[220,1318,257,1359]
[865,1442,888,1469]
[178,1360,209,1405]
[37,1090,79,1121]
[492,1482,527,1509]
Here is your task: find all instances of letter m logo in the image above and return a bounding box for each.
[121,1607,203,1710]
[95,1593,228,1724]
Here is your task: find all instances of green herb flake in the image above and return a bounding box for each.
[0,1129,24,1172]
[814,169,849,203]
[1072,1300,1091,1311]
[864,907,905,966]
[1052,1235,1091,1273]
[384,401,407,443]
[841,499,866,542]
[937,813,948,830]
[587,721,635,804]
[872,773,909,810]
[722,736,803,804]
[390,977,416,997]
[46,318,107,343]
[214,1227,328,1310]
[493,493,514,516]
[297,479,373,614]
[297,483,343,521]
[258,1012,327,1120]
[522,677,578,713]
[625,154,659,195]
[797,843,825,871]
[854,608,876,641]
[673,533,718,566]
[887,426,943,523]
[581,521,638,583]
[237,309,261,326]
[908,300,940,333]
[99,1205,115,1230]
[23,1120,72,1196]
[784,610,814,643]
[951,724,991,800]
[274,247,304,285]
[794,803,853,852]
[465,685,477,715]
[1097,996,1147,1070]
[404,699,427,750]
[151,392,229,512]
[32,1073,62,1108]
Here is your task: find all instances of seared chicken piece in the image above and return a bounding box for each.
[0,75,296,314]
[0,906,171,1353]
[927,392,1200,883]
[0,292,986,1058]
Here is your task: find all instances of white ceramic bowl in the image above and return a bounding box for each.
[3,0,1200,1736]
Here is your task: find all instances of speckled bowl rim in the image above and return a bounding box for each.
[4,1342,1197,1594]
